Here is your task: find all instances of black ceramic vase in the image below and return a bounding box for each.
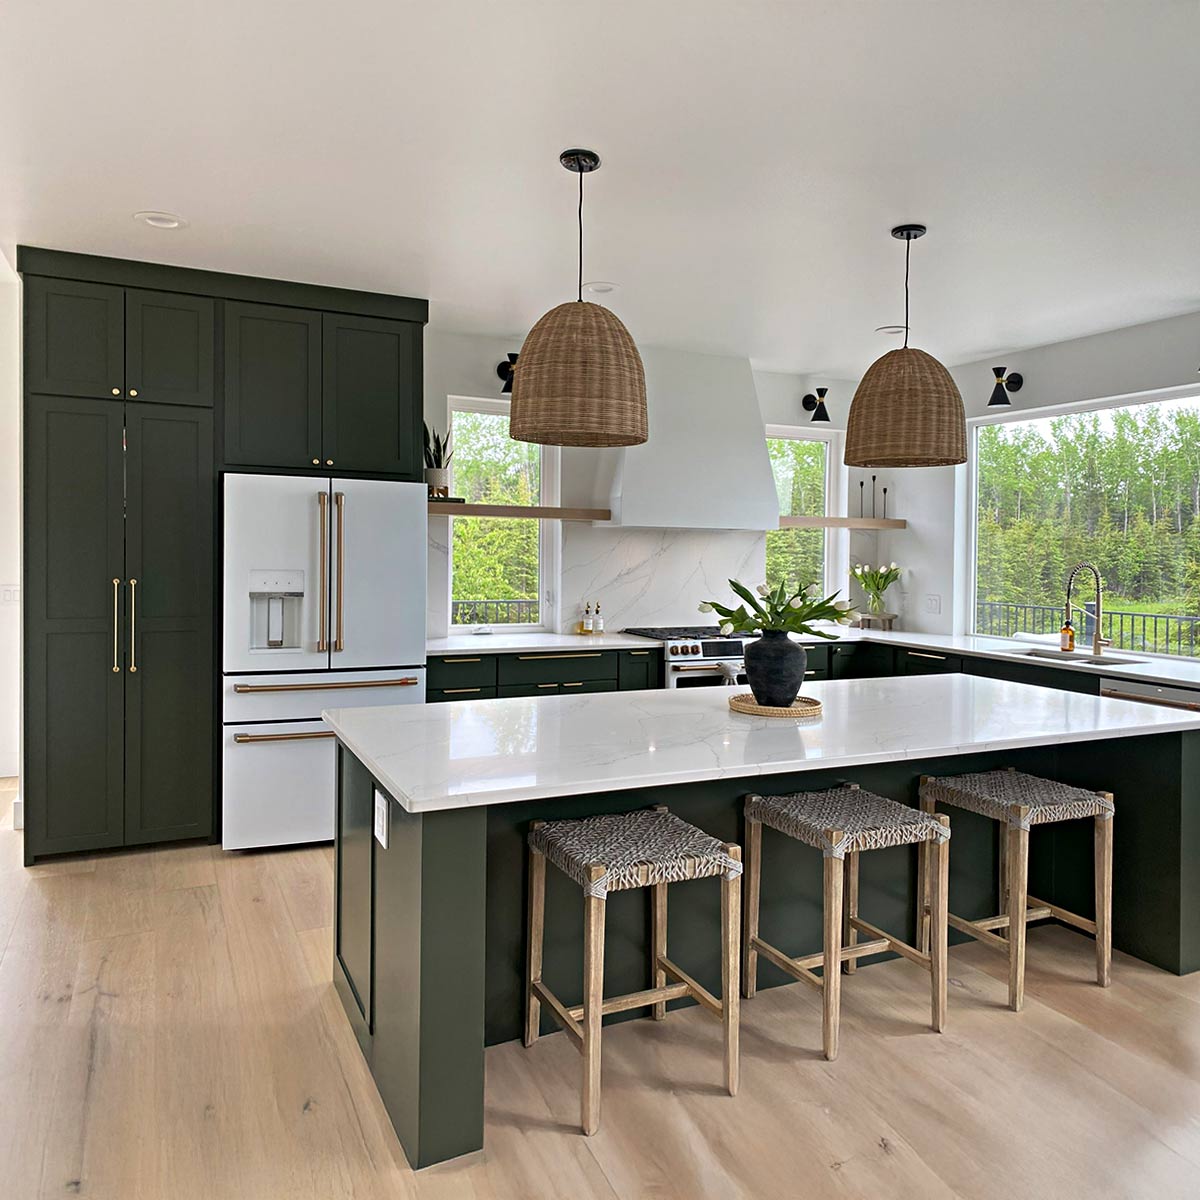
[743,630,807,708]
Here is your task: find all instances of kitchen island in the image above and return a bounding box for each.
[324,675,1200,1168]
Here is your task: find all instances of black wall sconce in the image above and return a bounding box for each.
[496,353,519,394]
[802,386,831,423]
[988,366,1023,408]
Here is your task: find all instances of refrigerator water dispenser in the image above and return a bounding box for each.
[248,569,305,650]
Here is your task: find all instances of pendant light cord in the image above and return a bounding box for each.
[577,167,584,302]
[903,235,911,348]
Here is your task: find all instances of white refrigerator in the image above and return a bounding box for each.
[222,473,427,849]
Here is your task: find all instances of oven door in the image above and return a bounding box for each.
[668,658,747,688]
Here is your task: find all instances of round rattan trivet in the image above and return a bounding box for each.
[728,692,823,719]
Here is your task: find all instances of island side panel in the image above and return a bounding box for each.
[334,743,488,1170]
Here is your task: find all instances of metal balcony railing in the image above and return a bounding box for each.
[451,599,540,626]
[976,600,1200,657]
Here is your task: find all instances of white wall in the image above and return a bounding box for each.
[876,310,1200,633]
[0,250,18,779]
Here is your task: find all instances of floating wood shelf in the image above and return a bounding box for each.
[778,516,907,530]
[428,501,612,522]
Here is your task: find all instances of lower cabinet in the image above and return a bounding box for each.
[23,396,214,862]
[894,647,962,675]
[498,679,618,697]
[427,686,498,703]
[618,649,660,690]
[963,655,1101,694]
[428,647,660,704]
[335,749,376,1037]
[829,641,894,679]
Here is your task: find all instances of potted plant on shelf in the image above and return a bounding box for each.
[852,562,902,617]
[423,422,452,497]
[700,580,858,708]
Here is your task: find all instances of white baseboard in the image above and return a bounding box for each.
[11,795,21,829]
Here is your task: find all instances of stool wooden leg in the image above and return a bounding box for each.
[917,786,935,954]
[743,816,762,999]
[582,864,606,1136]
[843,851,860,974]
[1007,807,1030,1013]
[651,882,668,1019]
[929,816,950,1032]
[997,820,1009,940]
[822,837,844,1061]
[721,844,742,1096]
[525,829,546,1048]
[1095,806,1113,988]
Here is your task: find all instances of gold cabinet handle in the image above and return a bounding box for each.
[908,651,947,661]
[234,677,418,693]
[562,681,584,687]
[317,492,329,653]
[1100,687,1200,711]
[536,682,559,689]
[112,578,121,673]
[333,492,345,652]
[233,730,337,744]
[312,458,320,465]
[516,652,602,661]
[442,657,481,663]
[111,387,121,396]
[128,579,138,672]
[626,650,650,656]
[441,687,483,695]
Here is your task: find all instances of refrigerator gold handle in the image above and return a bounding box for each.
[317,492,329,653]
[128,579,138,673]
[112,578,121,673]
[334,492,345,653]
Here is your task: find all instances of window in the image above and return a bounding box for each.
[971,393,1200,657]
[449,397,559,629]
[765,429,830,593]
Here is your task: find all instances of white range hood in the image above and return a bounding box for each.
[606,346,779,531]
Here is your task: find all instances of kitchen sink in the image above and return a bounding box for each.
[1008,647,1146,665]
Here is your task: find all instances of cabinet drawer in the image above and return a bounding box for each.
[618,649,660,691]
[803,667,828,682]
[427,655,498,689]
[801,645,830,675]
[498,650,618,685]
[427,686,498,703]
[896,648,961,675]
[223,670,426,721]
[499,678,619,698]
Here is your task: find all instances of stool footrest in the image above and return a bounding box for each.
[750,935,824,991]
[566,980,691,1022]
[972,907,1052,931]
[532,979,583,1047]
[658,956,724,1018]
[848,916,930,969]
[793,936,891,970]
[1027,894,1097,935]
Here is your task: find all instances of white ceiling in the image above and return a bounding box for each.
[2,1,1198,377]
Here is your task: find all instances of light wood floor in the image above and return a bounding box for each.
[3,779,1200,1199]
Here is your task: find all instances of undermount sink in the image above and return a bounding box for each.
[1008,647,1146,666]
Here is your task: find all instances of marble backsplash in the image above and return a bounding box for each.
[558,526,766,633]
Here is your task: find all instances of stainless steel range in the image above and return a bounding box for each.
[624,626,751,688]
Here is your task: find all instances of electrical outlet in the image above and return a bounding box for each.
[924,594,942,615]
[373,789,390,849]
[0,585,19,607]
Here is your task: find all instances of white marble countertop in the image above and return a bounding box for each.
[426,632,661,654]
[324,674,1200,814]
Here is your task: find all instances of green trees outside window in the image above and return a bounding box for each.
[976,397,1200,655]
[765,436,827,592]
[450,408,540,626]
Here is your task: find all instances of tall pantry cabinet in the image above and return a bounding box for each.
[22,275,215,862]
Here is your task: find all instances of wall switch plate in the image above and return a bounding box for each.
[924,594,942,615]
[373,789,390,849]
[0,585,19,607]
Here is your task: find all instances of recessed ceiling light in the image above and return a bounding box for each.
[583,280,619,295]
[133,210,186,230]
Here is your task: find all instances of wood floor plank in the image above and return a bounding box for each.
[270,845,335,933]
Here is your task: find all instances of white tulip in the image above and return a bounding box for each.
[756,582,771,596]
[720,621,734,635]
[854,564,862,571]
[789,596,803,608]
[697,601,713,613]
[804,582,820,597]
[833,600,851,611]
[889,562,897,569]
[862,564,871,571]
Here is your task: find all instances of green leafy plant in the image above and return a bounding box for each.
[700,579,858,638]
[852,562,902,613]
[423,421,453,469]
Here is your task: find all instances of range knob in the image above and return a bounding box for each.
[690,645,701,654]
[670,645,680,655]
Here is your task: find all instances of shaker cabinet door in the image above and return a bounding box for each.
[125,289,215,407]
[223,301,322,469]
[24,277,125,400]
[322,314,422,477]
[123,403,215,845]
[23,396,127,860]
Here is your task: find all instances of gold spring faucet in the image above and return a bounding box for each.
[1065,562,1112,656]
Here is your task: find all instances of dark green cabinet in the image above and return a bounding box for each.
[224,304,422,476]
[25,277,214,406]
[323,314,422,477]
[895,647,961,675]
[963,655,1100,695]
[336,749,376,1034]
[23,397,214,862]
[829,641,893,679]
[223,301,322,469]
[25,277,125,399]
[427,656,498,690]
[618,649,660,690]
[498,650,619,686]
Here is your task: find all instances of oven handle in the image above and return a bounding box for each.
[672,663,742,673]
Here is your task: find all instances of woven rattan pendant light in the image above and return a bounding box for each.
[509,149,647,447]
[844,225,965,467]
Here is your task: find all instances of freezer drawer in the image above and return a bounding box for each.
[222,720,336,849]
[223,668,426,722]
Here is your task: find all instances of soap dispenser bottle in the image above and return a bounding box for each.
[1060,617,1075,652]
[594,602,604,635]
[582,603,594,635]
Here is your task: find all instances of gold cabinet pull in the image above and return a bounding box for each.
[112,578,121,673]
[1100,688,1200,711]
[128,579,138,672]
[562,681,584,687]
[233,730,337,744]
[317,492,329,652]
[516,652,602,661]
[907,651,947,661]
[536,682,559,689]
[129,388,138,397]
[234,677,418,693]
[334,492,345,652]
[626,650,651,656]
[441,687,483,695]
[442,657,481,663]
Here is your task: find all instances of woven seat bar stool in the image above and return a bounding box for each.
[525,806,742,1136]
[743,784,951,1061]
[918,769,1114,1012]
